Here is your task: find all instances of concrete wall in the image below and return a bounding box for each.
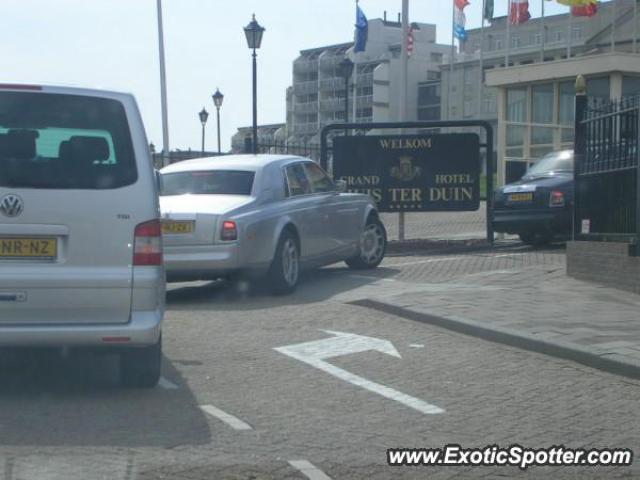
[567,241,640,295]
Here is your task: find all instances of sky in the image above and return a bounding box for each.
[1,0,570,153]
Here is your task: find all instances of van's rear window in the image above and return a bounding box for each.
[0,92,137,189]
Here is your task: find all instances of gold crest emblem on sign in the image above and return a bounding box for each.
[390,156,422,182]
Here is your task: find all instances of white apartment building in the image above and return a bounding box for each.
[286,15,451,147]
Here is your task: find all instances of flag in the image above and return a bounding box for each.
[354,4,368,52]
[407,26,415,57]
[572,3,597,16]
[484,0,494,21]
[453,0,469,41]
[556,0,596,5]
[509,0,531,24]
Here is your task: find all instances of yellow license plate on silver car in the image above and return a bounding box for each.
[162,221,194,234]
[508,193,533,202]
[0,237,57,259]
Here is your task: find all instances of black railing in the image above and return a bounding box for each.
[255,141,322,161]
[574,94,640,249]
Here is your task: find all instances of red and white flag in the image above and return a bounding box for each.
[509,0,531,24]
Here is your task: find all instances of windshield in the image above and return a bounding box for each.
[0,92,136,189]
[160,170,254,196]
[524,150,574,178]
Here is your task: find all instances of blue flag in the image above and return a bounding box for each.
[354,5,368,52]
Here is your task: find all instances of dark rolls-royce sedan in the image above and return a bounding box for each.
[492,150,573,245]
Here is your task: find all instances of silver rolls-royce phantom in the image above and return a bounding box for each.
[158,154,386,294]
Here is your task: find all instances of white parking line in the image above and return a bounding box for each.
[199,404,253,431]
[288,460,332,480]
[158,377,179,390]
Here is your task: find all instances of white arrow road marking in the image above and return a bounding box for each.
[275,330,444,415]
[199,404,253,431]
[288,460,332,480]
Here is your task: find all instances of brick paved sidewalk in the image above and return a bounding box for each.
[359,251,640,378]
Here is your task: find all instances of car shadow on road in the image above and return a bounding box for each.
[0,349,211,447]
[165,265,401,311]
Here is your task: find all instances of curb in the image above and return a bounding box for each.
[349,298,640,381]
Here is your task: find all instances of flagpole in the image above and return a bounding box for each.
[634,0,638,53]
[611,0,616,52]
[353,0,359,125]
[156,0,170,167]
[399,0,409,242]
[479,0,485,116]
[505,0,511,67]
[567,5,572,58]
[540,0,546,62]
[449,0,455,120]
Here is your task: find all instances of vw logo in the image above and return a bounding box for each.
[0,194,24,218]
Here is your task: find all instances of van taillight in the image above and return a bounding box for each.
[221,220,238,241]
[133,220,163,266]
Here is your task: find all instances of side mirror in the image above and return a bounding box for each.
[335,179,347,193]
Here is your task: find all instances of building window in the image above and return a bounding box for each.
[572,27,582,40]
[356,108,372,118]
[418,106,440,120]
[481,92,497,114]
[622,76,640,98]
[531,33,542,45]
[430,53,443,63]
[507,87,527,122]
[555,30,565,42]
[494,38,503,50]
[559,81,575,125]
[511,35,521,48]
[586,76,610,102]
[531,84,553,124]
[418,83,440,105]
[463,100,473,117]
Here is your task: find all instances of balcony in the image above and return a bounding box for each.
[319,77,345,91]
[319,55,342,70]
[356,95,373,108]
[293,123,318,135]
[295,101,318,114]
[293,80,318,95]
[293,59,318,74]
[356,73,374,86]
[320,98,345,111]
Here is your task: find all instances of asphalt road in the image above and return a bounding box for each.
[0,249,638,480]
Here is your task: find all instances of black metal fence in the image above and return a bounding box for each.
[152,150,226,169]
[255,142,321,161]
[574,95,640,249]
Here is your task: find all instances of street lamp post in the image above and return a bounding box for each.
[338,57,354,134]
[199,107,209,155]
[244,14,265,154]
[212,88,224,154]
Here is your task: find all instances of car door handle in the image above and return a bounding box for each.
[0,292,27,302]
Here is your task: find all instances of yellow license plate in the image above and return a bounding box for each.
[0,237,57,259]
[508,193,533,202]
[162,221,194,234]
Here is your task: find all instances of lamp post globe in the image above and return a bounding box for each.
[199,107,209,154]
[244,14,265,154]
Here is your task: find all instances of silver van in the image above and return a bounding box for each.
[0,84,165,388]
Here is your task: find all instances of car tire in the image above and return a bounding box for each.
[120,335,162,388]
[267,230,300,295]
[346,216,387,270]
